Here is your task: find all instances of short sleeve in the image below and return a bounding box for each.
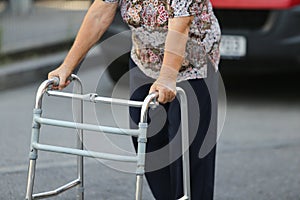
[168,0,202,18]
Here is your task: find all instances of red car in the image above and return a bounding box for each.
[211,0,300,64]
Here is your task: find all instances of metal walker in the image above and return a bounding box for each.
[25,74,191,200]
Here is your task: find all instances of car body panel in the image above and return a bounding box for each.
[211,0,300,63]
[211,0,300,9]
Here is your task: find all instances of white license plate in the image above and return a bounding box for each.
[220,35,247,57]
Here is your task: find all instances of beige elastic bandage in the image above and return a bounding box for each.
[164,29,189,57]
[155,64,178,92]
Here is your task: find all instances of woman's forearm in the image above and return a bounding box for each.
[149,16,193,103]
[162,16,193,71]
[63,1,118,71]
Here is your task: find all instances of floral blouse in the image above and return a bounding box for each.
[104,0,221,81]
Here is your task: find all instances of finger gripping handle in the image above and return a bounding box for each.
[52,76,60,86]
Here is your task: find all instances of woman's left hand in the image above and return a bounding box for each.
[149,65,178,104]
[149,81,176,104]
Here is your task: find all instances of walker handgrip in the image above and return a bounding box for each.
[140,92,160,123]
[49,76,74,88]
[149,92,159,109]
[51,77,60,87]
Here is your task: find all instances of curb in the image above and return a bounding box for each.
[0,51,67,91]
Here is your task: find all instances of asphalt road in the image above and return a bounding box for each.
[0,59,300,200]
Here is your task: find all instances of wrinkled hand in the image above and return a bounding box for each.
[149,66,178,104]
[149,82,176,104]
[48,65,72,90]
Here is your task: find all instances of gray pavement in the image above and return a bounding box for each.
[1,1,300,199]
[1,63,300,200]
[0,67,154,200]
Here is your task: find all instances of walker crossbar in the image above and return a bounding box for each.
[32,179,80,199]
[25,74,191,200]
[47,90,157,108]
[32,142,138,162]
[34,116,140,136]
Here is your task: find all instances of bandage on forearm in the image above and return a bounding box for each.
[156,64,178,92]
[164,29,189,57]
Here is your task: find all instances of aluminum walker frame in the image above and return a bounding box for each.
[25,74,191,200]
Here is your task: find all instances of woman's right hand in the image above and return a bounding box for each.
[48,64,73,90]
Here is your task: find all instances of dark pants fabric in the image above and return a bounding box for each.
[129,58,218,200]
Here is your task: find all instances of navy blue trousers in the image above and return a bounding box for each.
[129,59,218,200]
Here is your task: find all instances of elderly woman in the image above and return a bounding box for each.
[48,0,221,199]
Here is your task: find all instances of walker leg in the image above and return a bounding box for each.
[135,123,147,200]
[76,106,84,200]
[135,175,144,200]
[73,78,84,200]
[25,108,42,200]
[177,88,191,200]
[25,160,37,200]
[76,132,84,200]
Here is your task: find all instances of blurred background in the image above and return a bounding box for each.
[0,0,299,199]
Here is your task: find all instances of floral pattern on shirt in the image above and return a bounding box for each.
[104,0,221,81]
